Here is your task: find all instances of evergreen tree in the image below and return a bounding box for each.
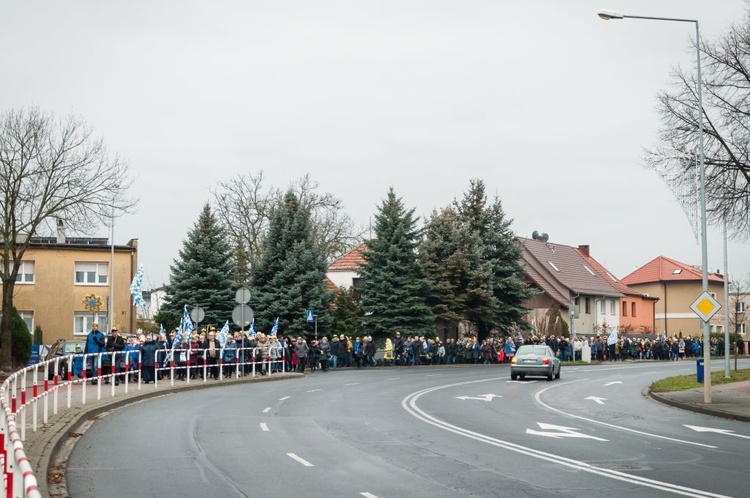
[454,180,533,339]
[359,188,433,338]
[331,287,363,338]
[164,203,236,328]
[251,191,333,337]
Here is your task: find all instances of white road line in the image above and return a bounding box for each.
[344,382,360,386]
[262,407,271,413]
[402,378,727,498]
[306,388,322,393]
[386,377,400,381]
[425,374,442,377]
[279,396,291,401]
[260,423,269,432]
[287,453,314,467]
[360,493,379,498]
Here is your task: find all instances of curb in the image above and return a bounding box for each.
[646,388,750,423]
[39,373,302,498]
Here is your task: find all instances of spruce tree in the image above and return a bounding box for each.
[454,180,533,339]
[331,287,363,338]
[164,203,236,329]
[359,188,433,338]
[250,191,333,337]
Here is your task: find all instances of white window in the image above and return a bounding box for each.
[584,265,596,276]
[737,301,746,313]
[74,312,108,336]
[600,299,606,313]
[739,323,746,334]
[548,261,560,272]
[75,262,108,285]
[18,311,33,333]
[672,269,682,275]
[609,301,615,315]
[14,261,35,284]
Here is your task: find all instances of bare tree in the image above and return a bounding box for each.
[212,172,365,283]
[0,108,136,372]
[645,11,750,238]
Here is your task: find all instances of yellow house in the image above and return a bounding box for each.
[4,236,138,343]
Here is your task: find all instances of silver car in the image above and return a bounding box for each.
[510,344,561,381]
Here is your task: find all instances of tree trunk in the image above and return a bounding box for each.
[1,279,15,372]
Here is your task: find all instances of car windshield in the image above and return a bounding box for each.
[62,342,83,354]
[518,346,549,356]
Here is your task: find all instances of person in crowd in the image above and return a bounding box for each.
[394,332,405,366]
[411,336,423,366]
[364,336,377,367]
[445,338,456,365]
[202,330,221,380]
[295,337,308,373]
[140,334,158,384]
[436,340,446,365]
[122,336,139,382]
[84,322,106,385]
[329,336,341,369]
[383,337,394,366]
[222,334,237,378]
[353,336,364,368]
[319,337,331,372]
[308,339,322,372]
[105,327,126,385]
[189,333,203,379]
[72,344,84,379]
[269,334,284,373]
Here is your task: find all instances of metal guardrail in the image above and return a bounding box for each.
[0,346,285,498]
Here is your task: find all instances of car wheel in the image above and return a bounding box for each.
[555,367,561,380]
[511,373,517,380]
[519,374,525,380]
[547,371,553,381]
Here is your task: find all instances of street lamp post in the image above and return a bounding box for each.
[598,9,712,403]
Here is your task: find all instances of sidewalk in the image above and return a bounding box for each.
[17,372,300,498]
[648,380,750,423]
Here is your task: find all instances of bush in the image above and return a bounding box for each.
[33,325,43,345]
[11,307,32,366]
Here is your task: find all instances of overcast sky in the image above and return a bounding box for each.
[1,0,748,289]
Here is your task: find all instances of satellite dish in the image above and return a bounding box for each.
[538,232,549,242]
[532,230,539,240]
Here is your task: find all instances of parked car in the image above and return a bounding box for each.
[46,339,86,380]
[510,344,561,381]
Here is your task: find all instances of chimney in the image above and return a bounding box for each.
[578,244,590,257]
[56,218,66,244]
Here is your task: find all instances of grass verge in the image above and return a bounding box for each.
[650,368,750,393]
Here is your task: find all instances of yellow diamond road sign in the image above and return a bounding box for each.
[690,291,721,322]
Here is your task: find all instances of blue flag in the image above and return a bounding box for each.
[270,317,279,337]
[606,326,618,346]
[129,264,147,309]
[217,320,230,348]
[181,305,194,342]
[248,318,256,338]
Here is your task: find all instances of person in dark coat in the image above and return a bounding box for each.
[140,334,159,384]
[105,327,126,385]
[84,323,106,384]
[202,330,221,379]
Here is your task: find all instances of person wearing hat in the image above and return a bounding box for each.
[106,327,126,385]
[84,322,106,384]
[72,345,84,378]
[140,334,159,383]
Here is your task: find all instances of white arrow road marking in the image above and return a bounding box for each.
[360,493,379,498]
[684,425,750,440]
[279,396,291,401]
[603,381,623,386]
[262,407,271,413]
[526,422,609,441]
[260,423,269,432]
[306,388,322,393]
[506,380,537,384]
[455,394,501,401]
[585,396,608,405]
[344,382,361,386]
[287,453,314,467]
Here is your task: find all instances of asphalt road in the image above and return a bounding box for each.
[67,361,750,497]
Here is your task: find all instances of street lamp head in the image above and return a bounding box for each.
[598,9,624,20]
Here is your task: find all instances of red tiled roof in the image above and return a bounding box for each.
[323,276,338,292]
[621,255,724,285]
[328,243,367,271]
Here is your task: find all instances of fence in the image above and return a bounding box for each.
[0,346,285,498]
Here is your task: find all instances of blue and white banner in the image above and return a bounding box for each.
[129,264,146,309]
[248,318,256,338]
[270,317,279,337]
[218,320,230,348]
[606,326,618,346]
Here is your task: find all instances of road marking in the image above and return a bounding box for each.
[526,422,608,441]
[534,382,715,449]
[306,388,322,393]
[455,394,501,402]
[425,373,442,377]
[260,423,269,432]
[262,407,271,413]
[287,453,314,467]
[402,378,725,498]
[386,377,401,381]
[684,425,750,440]
[344,382,360,386]
[279,396,291,401]
[584,396,608,405]
[360,493,379,498]
[506,380,537,384]
[603,381,623,386]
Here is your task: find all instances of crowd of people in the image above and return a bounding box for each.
[75,323,746,383]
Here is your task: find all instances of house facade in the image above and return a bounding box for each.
[326,243,366,290]
[730,291,749,337]
[621,256,726,337]
[518,238,625,337]
[3,236,139,344]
